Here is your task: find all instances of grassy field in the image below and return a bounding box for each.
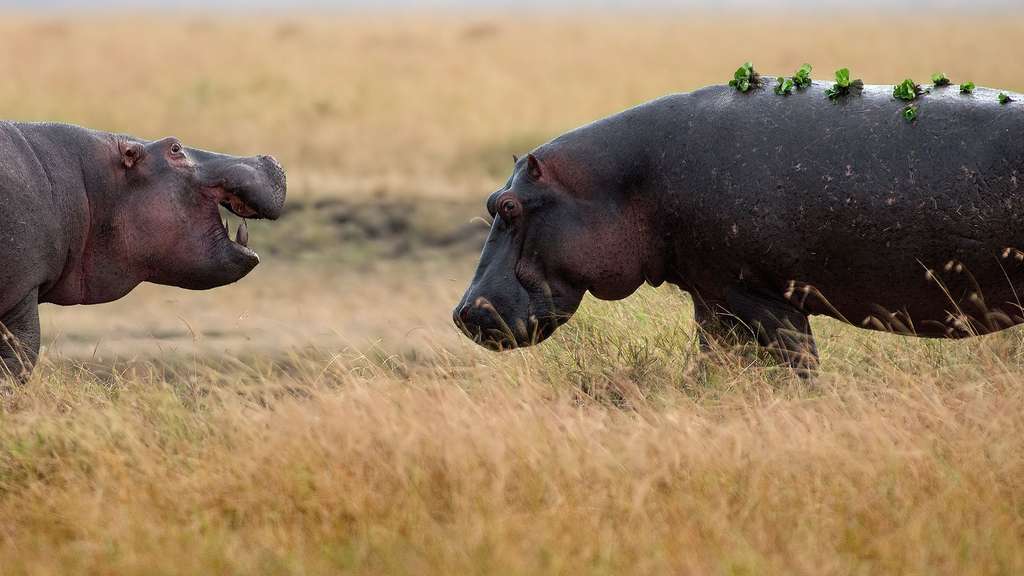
[3,11,1024,575]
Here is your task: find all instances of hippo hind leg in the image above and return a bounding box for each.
[693,287,819,377]
[1,289,40,383]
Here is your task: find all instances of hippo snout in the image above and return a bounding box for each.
[259,155,286,194]
[256,155,287,220]
[454,297,520,350]
[453,295,560,351]
[217,157,287,220]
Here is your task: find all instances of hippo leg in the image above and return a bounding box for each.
[1,289,40,382]
[693,297,749,352]
[693,288,818,375]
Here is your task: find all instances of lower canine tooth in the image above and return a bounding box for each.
[236,219,249,247]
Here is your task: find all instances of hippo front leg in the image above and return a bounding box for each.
[1,289,40,382]
[693,287,819,376]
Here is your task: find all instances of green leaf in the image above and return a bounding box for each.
[735,62,753,81]
[893,79,920,101]
[835,68,851,88]
[793,64,813,88]
[775,77,796,95]
[931,72,951,86]
[999,93,1013,105]
[825,68,862,101]
[729,62,757,92]
[960,81,976,94]
[902,105,918,122]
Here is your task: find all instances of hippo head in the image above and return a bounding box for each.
[107,136,286,294]
[454,153,652,350]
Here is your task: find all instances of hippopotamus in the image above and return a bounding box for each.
[0,122,286,379]
[454,80,1024,373]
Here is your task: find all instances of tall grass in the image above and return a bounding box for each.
[5,289,1024,574]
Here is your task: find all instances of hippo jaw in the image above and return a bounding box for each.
[204,187,263,275]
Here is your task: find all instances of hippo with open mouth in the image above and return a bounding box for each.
[455,80,1024,373]
[0,122,286,379]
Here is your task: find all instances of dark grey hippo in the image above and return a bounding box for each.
[455,79,1024,373]
[0,122,286,379]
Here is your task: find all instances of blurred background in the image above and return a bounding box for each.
[4,0,1022,366]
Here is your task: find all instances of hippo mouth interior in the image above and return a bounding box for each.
[209,187,272,259]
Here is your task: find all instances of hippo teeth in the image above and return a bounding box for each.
[236,219,249,247]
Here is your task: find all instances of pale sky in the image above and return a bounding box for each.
[0,0,1018,10]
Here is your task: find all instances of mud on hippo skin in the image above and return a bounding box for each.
[455,81,1024,374]
[0,122,286,379]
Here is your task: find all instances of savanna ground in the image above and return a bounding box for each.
[2,11,1024,575]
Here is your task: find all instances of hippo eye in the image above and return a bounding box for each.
[501,199,519,217]
[170,143,183,155]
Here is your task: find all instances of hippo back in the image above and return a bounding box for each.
[661,83,1024,334]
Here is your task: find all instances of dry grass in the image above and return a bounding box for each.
[7,289,1024,575]
[4,11,1024,574]
[2,13,1024,197]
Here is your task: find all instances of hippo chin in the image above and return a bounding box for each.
[0,122,286,379]
[455,81,1024,373]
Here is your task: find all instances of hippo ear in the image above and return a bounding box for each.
[120,141,145,169]
[512,154,519,164]
[526,153,543,181]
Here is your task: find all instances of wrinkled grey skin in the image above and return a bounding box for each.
[0,122,286,379]
[456,82,1024,374]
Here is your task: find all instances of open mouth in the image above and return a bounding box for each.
[210,188,269,261]
[218,205,255,258]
